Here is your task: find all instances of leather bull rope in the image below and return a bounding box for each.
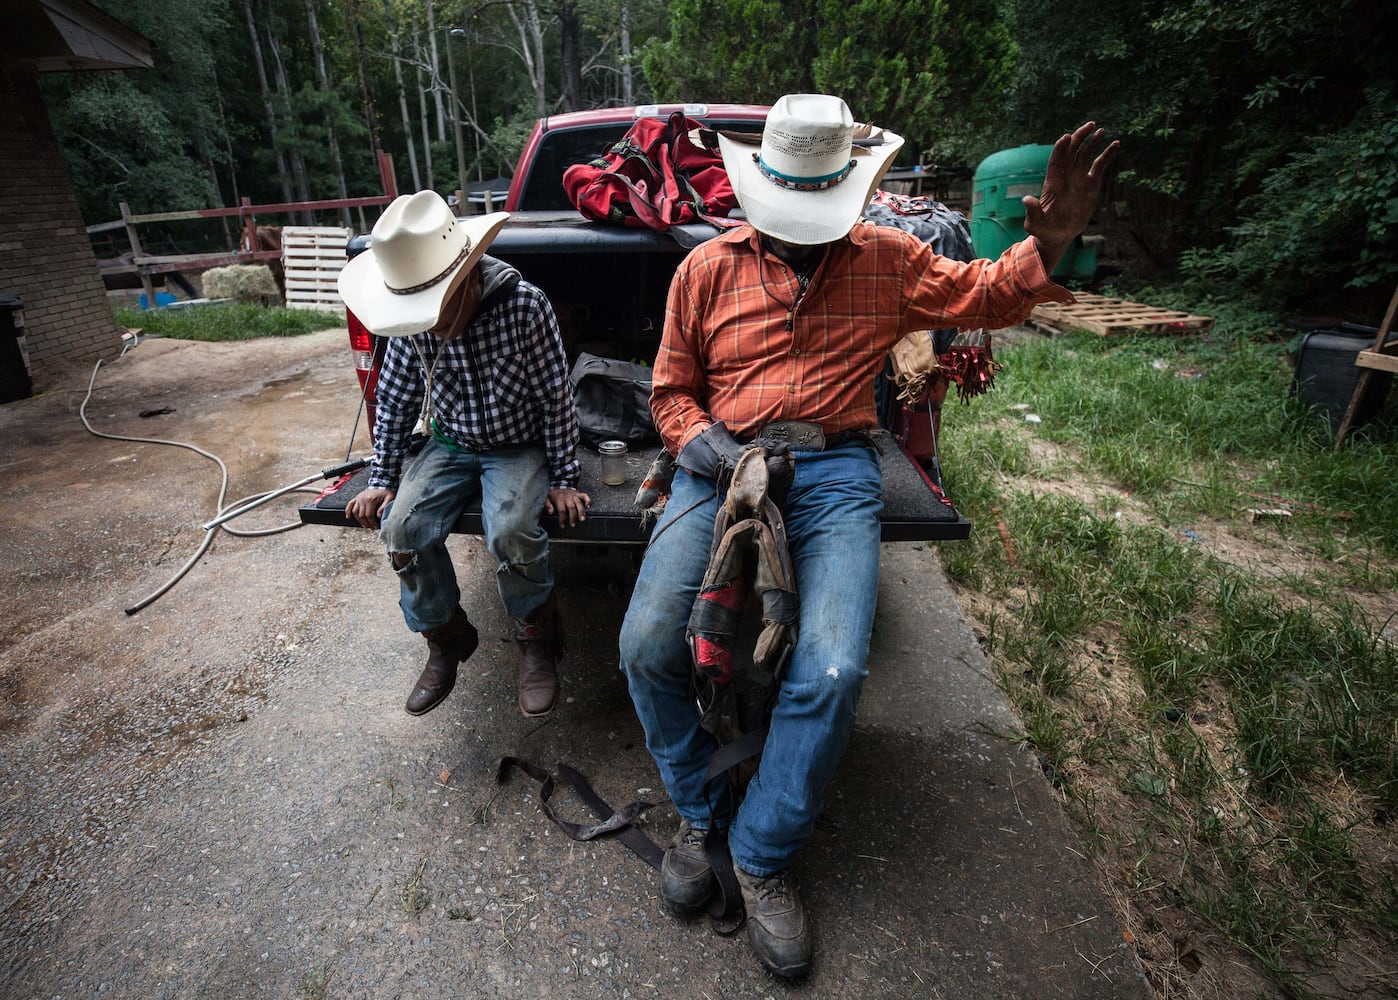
[496,750,751,934]
[686,447,799,734]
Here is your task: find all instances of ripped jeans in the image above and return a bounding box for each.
[380,437,552,633]
[619,441,882,875]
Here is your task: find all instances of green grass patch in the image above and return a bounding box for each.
[939,309,1398,996]
[113,302,345,342]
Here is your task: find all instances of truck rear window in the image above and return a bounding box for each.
[519,125,633,211]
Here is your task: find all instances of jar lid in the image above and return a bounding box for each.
[598,440,628,454]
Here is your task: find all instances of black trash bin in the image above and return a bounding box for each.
[1289,322,1395,434]
[0,293,32,404]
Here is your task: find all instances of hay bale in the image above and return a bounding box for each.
[202,264,280,304]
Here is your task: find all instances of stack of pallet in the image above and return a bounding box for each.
[282,226,353,312]
[1030,293,1214,336]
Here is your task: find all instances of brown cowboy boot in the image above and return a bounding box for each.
[405,606,478,716]
[515,594,563,717]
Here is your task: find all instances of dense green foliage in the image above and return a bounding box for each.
[44,0,234,223]
[49,0,664,251]
[40,1,1398,308]
[1180,92,1398,299]
[1001,0,1398,310]
[642,0,1015,160]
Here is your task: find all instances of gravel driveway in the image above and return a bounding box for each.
[0,329,1145,999]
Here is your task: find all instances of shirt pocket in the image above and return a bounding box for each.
[491,354,531,411]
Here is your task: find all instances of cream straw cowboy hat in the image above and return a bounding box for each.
[716,93,904,245]
[338,190,510,338]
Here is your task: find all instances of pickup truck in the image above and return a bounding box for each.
[299,103,967,544]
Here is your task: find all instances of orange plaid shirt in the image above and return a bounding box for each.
[651,221,1073,452]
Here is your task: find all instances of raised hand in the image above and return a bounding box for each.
[1023,122,1119,271]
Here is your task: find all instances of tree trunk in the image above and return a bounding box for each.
[426,0,446,144]
[266,23,315,224]
[559,2,582,112]
[383,0,423,192]
[305,0,352,226]
[410,7,435,190]
[621,5,633,106]
[347,0,384,184]
[211,73,242,210]
[506,1,548,118]
[242,0,296,208]
[204,154,225,210]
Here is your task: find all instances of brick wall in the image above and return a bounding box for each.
[0,60,121,392]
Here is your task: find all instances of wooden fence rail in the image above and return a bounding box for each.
[88,150,397,308]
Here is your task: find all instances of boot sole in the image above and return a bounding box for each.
[748,926,812,979]
[661,896,709,918]
[759,957,812,980]
[404,689,452,716]
[518,699,557,719]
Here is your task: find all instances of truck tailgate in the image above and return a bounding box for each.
[299,430,968,543]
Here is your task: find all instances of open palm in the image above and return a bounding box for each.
[1023,122,1120,253]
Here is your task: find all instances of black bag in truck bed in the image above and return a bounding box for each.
[298,430,968,543]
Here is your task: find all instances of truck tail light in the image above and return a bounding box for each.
[350,314,376,372]
[344,233,381,438]
[346,306,382,438]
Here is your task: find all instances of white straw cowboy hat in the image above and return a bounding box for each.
[716,93,904,245]
[338,190,510,338]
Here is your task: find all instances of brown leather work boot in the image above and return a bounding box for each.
[515,595,563,718]
[405,606,478,716]
[735,866,812,979]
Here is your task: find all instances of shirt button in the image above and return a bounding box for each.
[792,349,801,356]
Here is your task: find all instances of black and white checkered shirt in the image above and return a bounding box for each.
[368,261,581,491]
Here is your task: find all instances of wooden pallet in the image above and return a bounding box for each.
[282,226,353,312]
[1030,293,1214,336]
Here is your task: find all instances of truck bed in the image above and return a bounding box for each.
[298,430,969,543]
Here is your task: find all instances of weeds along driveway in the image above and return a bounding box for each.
[0,330,1145,998]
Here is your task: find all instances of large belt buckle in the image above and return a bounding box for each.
[759,419,825,450]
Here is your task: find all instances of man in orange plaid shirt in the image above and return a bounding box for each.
[619,94,1117,978]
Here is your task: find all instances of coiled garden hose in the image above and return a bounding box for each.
[80,345,368,614]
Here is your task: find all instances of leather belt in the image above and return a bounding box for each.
[752,419,863,452]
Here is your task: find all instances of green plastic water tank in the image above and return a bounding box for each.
[971,144,1095,280]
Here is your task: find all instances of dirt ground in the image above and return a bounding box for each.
[0,329,1149,999]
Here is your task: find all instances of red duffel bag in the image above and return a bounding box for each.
[562,111,740,231]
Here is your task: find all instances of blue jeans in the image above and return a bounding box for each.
[380,438,552,632]
[619,441,883,875]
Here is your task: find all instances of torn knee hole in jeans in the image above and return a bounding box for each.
[496,551,547,577]
[390,550,416,572]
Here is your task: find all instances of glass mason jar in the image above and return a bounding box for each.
[598,440,628,485]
